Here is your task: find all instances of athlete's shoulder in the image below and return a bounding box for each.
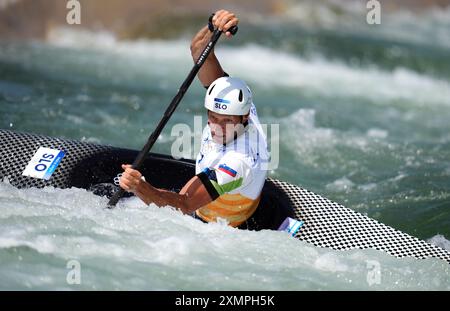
[221,149,253,167]
[213,151,252,184]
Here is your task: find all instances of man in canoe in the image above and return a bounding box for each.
[120,10,271,229]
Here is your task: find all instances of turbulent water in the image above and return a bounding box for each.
[1,1,450,289]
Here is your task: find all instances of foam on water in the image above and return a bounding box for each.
[41,27,450,107]
[281,109,379,169]
[428,235,450,251]
[281,0,450,49]
[1,12,450,289]
[275,106,450,235]
[47,27,190,63]
[0,181,449,290]
[217,45,450,107]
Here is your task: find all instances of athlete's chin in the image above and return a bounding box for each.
[212,133,229,144]
[212,137,225,144]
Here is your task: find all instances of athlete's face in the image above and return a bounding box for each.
[207,110,248,144]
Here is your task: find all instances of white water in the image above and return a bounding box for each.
[281,0,450,49]
[0,181,449,290]
[219,45,450,107]
[2,9,450,290]
[41,27,450,108]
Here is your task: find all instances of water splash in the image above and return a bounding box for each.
[0,181,449,290]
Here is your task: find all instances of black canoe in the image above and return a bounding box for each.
[1,129,449,264]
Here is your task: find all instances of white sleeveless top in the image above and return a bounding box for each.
[195,104,269,226]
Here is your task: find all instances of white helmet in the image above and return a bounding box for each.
[204,77,252,116]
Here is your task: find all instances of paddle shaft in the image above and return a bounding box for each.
[107,28,232,208]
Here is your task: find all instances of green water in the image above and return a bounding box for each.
[0,3,450,289]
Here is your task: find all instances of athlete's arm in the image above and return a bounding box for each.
[119,165,214,214]
[190,9,239,87]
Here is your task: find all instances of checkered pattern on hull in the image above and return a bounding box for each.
[268,179,450,264]
[1,129,449,264]
[0,130,112,189]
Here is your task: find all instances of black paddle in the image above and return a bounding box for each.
[107,24,238,208]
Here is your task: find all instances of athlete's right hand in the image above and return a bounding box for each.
[190,9,239,87]
[210,9,239,37]
[191,9,239,58]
